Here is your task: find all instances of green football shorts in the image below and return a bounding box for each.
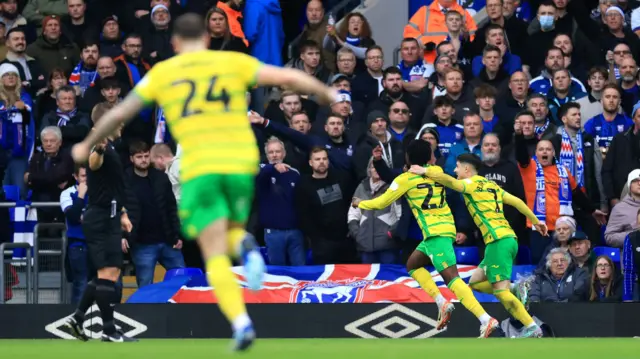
[179,173,254,239]
[479,237,518,283]
[415,235,457,272]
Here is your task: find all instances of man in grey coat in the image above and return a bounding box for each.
[529,247,589,303]
[347,157,401,264]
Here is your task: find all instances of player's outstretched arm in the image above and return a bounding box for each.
[408,165,466,193]
[356,178,409,211]
[72,93,145,163]
[503,191,548,236]
[256,65,337,105]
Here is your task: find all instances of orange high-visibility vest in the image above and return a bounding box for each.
[218,2,249,47]
[403,2,477,64]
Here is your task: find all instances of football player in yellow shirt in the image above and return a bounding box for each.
[410,153,548,338]
[353,140,498,337]
[70,13,337,350]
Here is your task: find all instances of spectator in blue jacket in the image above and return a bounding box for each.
[425,95,464,159]
[530,47,587,96]
[243,0,285,66]
[471,25,522,77]
[60,164,90,304]
[256,136,305,266]
[546,69,587,124]
[444,112,484,175]
[251,113,356,172]
[0,63,35,198]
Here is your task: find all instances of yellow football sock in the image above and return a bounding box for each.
[470,280,494,294]
[448,277,488,320]
[409,268,442,300]
[495,289,535,327]
[206,255,247,322]
[227,228,246,258]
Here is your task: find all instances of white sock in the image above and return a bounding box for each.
[526,322,538,329]
[434,294,446,308]
[479,313,492,325]
[232,313,252,332]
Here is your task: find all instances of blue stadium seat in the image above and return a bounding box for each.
[163,267,203,281]
[259,246,270,265]
[3,185,20,201]
[517,246,532,265]
[593,247,621,263]
[306,249,314,265]
[454,246,480,265]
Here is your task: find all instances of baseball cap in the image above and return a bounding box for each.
[330,73,349,85]
[102,15,119,29]
[628,169,640,188]
[568,231,588,244]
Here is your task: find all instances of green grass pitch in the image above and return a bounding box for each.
[1,338,638,359]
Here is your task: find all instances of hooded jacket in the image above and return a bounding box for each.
[243,0,285,66]
[605,195,640,247]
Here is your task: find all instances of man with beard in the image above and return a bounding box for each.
[478,133,528,249]
[494,71,529,145]
[469,45,510,90]
[295,147,356,264]
[530,47,587,96]
[113,34,151,90]
[618,57,640,116]
[367,66,425,131]
[576,67,608,123]
[515,118,605,264]
[62,0,98,48]
[27,15,80,77]
[584,84,633,154]
[124,141,184,288]
[1,27,46,96]
[546,69,587,124]
[79,56,129,113]
[69,40,99,97]
[0,0,30,38]
[256,137,305,266]
[99,15,124,58]
[423,67,476,125]
[143,4,174,64]
[353,110,403,181]
[299,0,334,72]
[252,113,355,172]
[423,54,451,101]
[551,102,607,242]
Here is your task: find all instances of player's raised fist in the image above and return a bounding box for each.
[372,145,383,160]
[71,142,91,164]
[408,165,426,175]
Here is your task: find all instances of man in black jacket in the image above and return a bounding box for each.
[351,46,384,107]
[422,67,476,125]
[40,85,92,150]
[353,110,404,181]
[295,147,356,264]
[124,141,184,288]
[603,103,640,207]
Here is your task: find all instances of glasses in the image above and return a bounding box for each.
[614,50,631,56]
[391,108,409,115]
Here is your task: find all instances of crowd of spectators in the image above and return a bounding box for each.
[0,0,639,304]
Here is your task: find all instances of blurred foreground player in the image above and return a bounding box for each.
[64,116,134,342]
[410,154,548,338]
[70,13,338,351]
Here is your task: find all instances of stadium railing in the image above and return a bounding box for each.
[0,242,32,304]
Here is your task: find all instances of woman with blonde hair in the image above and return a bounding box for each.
[0,63,34,196]
[588,255,622,302]
[205,7,248,53]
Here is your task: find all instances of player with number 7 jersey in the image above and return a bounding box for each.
[353,140,498,337]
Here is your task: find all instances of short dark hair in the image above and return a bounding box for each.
[326,114,344,124]
[436,41,452,54]
[81,38,99,51]
[474,84,497,99]
[299,39,320,54]
[129,141,150,156]
[588,66,608,79]
[602,83,621,96]
[401,37,420,47]
[456,153,482,171]
[99,76,120,90]
[73,164,86,176]
[483,44,501,57]
[527,93,547,104]
[406,139,432,166]
[558,102,581,120]
[433,95,454,108]
[484,23,504,37]
[547,46,564,58]
[172,13,206,40]
[365,45,383,57]
[552,68,570,78]
[55,85,75,98]
[539,0,557,9]
[124,33,143,44]
[309,146,327,159]
[515,110,535,121]
[382,66,402,80]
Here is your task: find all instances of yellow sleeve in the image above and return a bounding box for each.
[424,167,474,193]
[132,65,159,107]
[359,175,409,211]
[503,191,540,225]
[232,52,263,87]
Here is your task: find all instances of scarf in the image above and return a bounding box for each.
[369,178,385,195]
[56,107,78,126]
[0,100,31,156]
[345,35,361,47]
[535,121,550,139]
[532,155,573,225]
[559,128,584,187]
[68,61,98,95]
